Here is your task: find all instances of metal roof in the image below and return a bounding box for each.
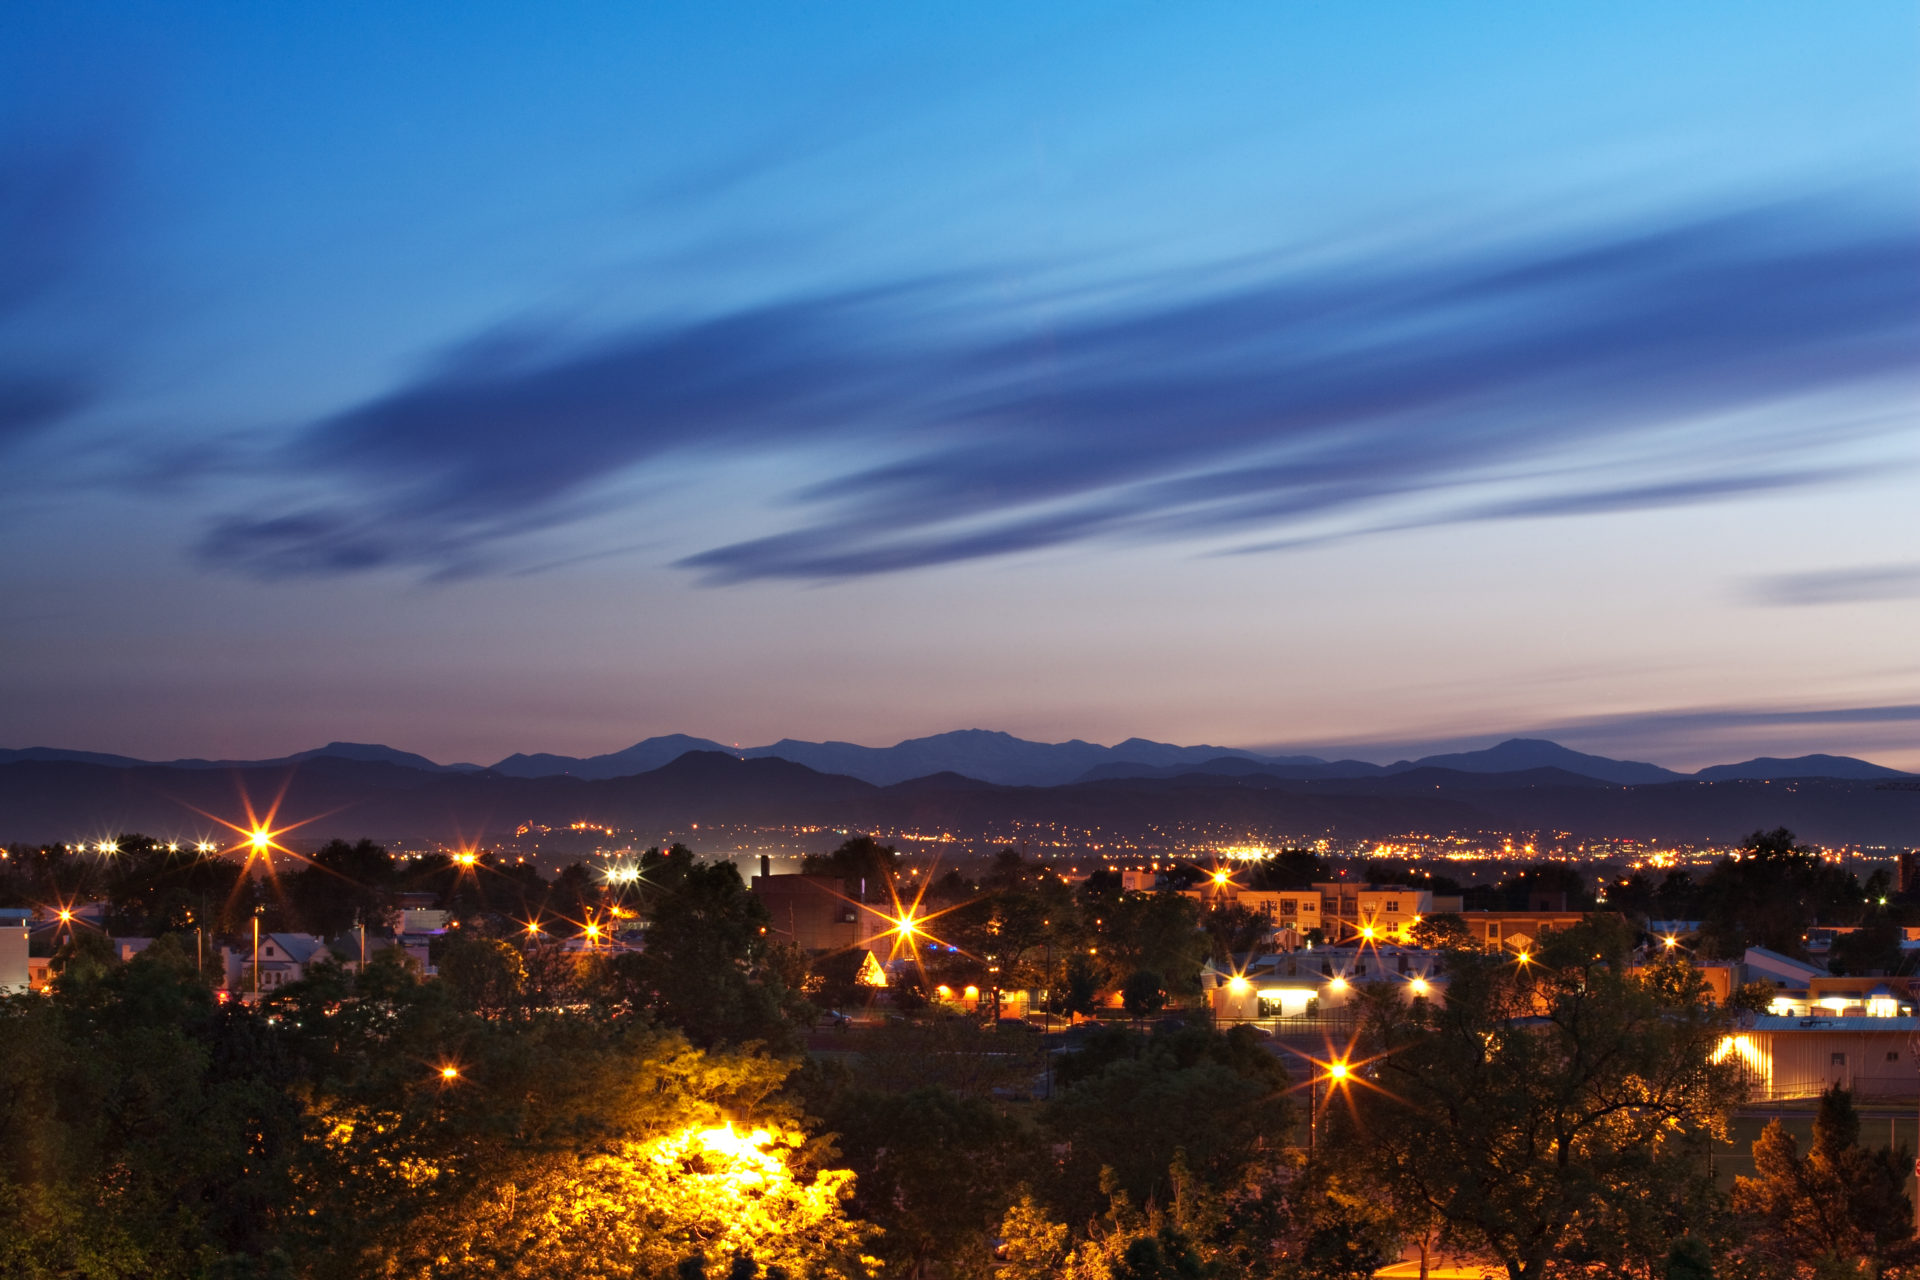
[1744,1015,1920,1032]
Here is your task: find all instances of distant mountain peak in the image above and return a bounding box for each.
[1388,739,1680,786]
[1694,754,1909,782]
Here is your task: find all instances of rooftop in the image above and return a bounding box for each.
[1744,1015,1920,1032]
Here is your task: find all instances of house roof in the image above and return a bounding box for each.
[1743,947,1825,981]
[266,933,330,964]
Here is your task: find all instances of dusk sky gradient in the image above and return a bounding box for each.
[3,3,1918,770]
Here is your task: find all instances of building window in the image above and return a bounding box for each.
[1386,901,1399,912]
[1889,1051,1901,1063]
[1831,1053,1848,1067]
[1280,900,1296,915]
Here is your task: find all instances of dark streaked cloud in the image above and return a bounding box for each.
[0,137,115,447]
[0,375,90,447]
[1545,701,1920,735]
[1751,563,1920,607]
[196,196,1920,582]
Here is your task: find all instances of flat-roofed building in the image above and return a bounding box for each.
[751,871,888,954]
[1717,1016,1920,1101]
[0,909,28,993]
[1207,944,1448,1021]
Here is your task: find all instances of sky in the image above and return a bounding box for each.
[2,3,1918,771]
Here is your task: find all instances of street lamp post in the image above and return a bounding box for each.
[1308,1058,1350,1159]
[252,911,260,998]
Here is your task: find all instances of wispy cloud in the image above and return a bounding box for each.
[1751,563,1920,607]
[1261,700,1920,770]
[194,195,1920,583]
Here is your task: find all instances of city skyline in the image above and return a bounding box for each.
[4,3,1917,771]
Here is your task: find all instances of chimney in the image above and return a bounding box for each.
[759,854,772,881]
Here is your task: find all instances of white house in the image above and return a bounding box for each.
[224,933,335,993]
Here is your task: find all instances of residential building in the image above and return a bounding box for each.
[1312,882,1433,942]
[1456,910,1590,953]
[223,932,335,993]
[1233,890,1323,936]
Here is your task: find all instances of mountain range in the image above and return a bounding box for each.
[1,747,1915,850]
[1,731,1907,789]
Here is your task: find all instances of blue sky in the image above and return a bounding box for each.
[3,3,1918,769]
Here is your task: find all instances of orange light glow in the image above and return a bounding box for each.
[440,1065,460,1081]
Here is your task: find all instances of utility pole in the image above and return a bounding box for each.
[1043,924,1053,1098]
[252,912,260,998]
